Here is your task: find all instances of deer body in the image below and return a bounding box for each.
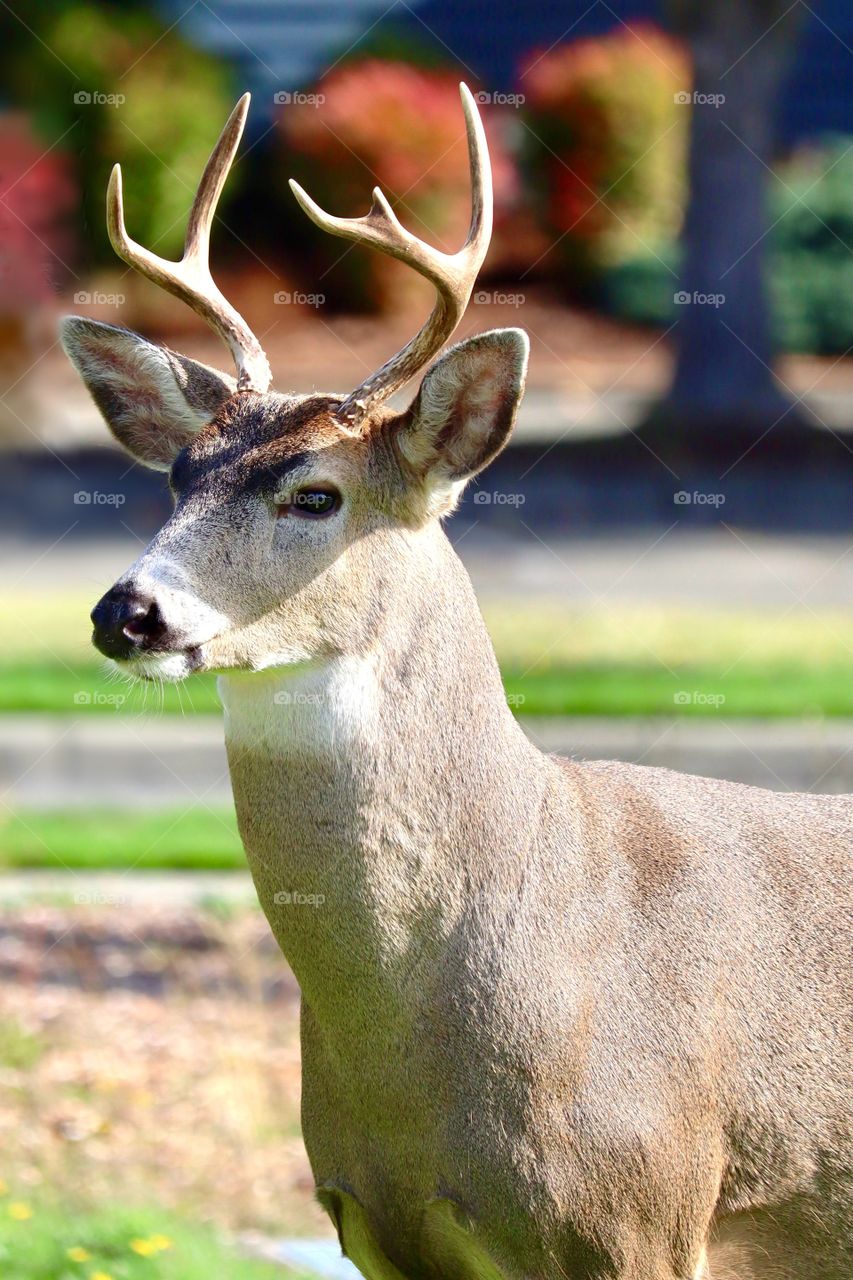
[62,90,853,1279]
[219,522,853,1280]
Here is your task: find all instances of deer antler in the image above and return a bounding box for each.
[107,94,272,393]
[289,82,493,428]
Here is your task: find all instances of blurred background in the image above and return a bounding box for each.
[3,0,853,1275]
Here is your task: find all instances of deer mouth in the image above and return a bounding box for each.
[110,644,206,683]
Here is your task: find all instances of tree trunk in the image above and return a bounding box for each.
[660,0,805,447]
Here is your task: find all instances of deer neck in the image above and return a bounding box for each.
[217,524,545,1029]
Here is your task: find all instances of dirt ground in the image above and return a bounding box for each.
[0,903,329,1237]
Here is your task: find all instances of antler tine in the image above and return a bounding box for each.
[107,93,271,393]
[289,82,493,428]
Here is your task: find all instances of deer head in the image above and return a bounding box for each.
[62,88,528,681]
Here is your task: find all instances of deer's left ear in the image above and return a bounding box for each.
[395,329,528,501]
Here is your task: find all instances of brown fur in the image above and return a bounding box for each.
[62,315,853,1280]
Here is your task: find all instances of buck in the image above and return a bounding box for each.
[62,92,853,1280]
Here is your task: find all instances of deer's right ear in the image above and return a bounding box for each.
[60,317,236,470]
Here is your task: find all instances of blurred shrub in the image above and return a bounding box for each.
[277,59,516,311]
[0,114,76,317]
[599,246,680,326]
[598,135,853,353]
[520,25,689,295]
[769,138,853,354]
[3,2,235,266]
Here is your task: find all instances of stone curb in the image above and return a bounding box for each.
[2,715,852,806]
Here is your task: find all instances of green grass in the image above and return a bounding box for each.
[2,657,853,718]
[0,807,244,871]
[502,662,853,717]
[3,592,853,717]
[0,1197,308,1280]
[0,661,223,715]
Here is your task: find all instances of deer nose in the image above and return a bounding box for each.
[90,585,167,659]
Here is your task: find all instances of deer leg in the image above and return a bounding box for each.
[316,1185,413,1280]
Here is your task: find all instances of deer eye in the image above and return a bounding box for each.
[278,487,341,519]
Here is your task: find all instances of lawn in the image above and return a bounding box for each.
[2,591,853,716]
[0,1198,307,1280]
[0,807,243,870]
[2,654,853,717]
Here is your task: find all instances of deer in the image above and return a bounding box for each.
[61,90,853,1280]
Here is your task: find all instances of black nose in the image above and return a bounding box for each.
[90,585,168,659]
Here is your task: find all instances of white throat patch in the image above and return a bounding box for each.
[218,655,380,757]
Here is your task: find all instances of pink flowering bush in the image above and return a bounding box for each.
[278,59,516,310]
[521,25,689,291]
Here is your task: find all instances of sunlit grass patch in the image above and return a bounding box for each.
[481,600,853,670]
[2,593,852,716]
[0,1196,309,1280]
[0,807,243,870]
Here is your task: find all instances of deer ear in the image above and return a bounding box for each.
[396,329,528,506]
[60,317,236,470]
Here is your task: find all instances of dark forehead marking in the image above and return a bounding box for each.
[170,392,350,495]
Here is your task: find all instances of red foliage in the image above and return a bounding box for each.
[278,60,516,308]
[521,25,689,280]
[0,113,77,315]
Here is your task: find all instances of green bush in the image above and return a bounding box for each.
[3,2,236,265]
[599,245,680,326]
[768,137,853,353]
[597,134,853,352]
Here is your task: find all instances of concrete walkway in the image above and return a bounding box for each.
[4,714,853,808]
[0,867,256,904]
